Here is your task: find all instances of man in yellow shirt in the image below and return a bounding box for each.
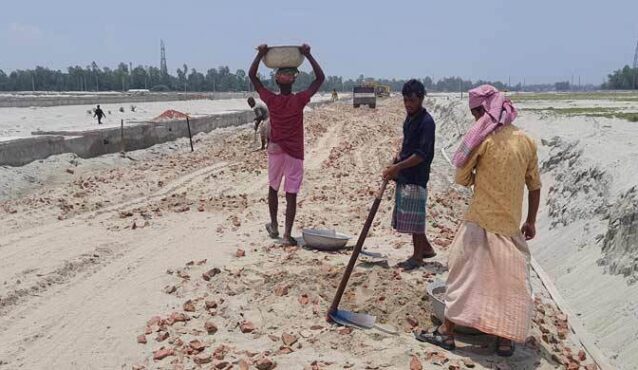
[416,85,541,357]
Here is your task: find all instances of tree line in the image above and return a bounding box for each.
[603,65,638,90]
[0,62,516,93]
[0,61,600,93]
[0,63,255,92]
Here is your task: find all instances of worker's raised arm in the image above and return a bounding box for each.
[300,44,325,96]
[249,44,269,92]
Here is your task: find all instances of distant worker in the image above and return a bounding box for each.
[247,97,270,150]
[94,105,105,125]
[249,43,325,246]
[331,89,338,102]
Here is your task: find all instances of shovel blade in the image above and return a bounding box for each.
[329,309,376,329]
[361,250,385,259]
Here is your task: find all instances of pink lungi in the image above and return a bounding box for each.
[268,144,303,194]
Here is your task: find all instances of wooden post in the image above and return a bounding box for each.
[186,116,194,152]
[120,119,125,156]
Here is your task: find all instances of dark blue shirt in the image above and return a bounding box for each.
[395,108,436,188]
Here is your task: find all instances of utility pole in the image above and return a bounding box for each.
[160,40,168,78]
[633,40,638,89]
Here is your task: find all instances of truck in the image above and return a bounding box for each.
[352,85,376,109]
[374,84,391,97]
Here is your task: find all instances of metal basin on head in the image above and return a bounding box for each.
[263,46,305,69]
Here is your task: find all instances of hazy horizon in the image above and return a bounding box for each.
[1,0,637,85]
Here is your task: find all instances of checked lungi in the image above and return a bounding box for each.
[391,183,428,234]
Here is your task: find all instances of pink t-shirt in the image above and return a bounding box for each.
[257,87,312,160]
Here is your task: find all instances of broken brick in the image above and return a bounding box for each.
[239,359,251,370]
[152,347,174,361]
[409,355,423,370]
[337,327,353,335]
[255,357,276,370]
[578,350,587,362]
[189,339,206,352]
[205,300,218,309]
[183,300,196,312]
[202,268,221,281]
[282,333,298,346]
[240,321,256,333]
[155,331,169,342]
[205,321,218,334]
[274,284,289,296]
[193,354,212,365]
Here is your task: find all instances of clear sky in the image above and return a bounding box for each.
[1,0,637,84]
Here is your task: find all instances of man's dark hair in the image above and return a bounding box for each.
[402,79,425,98]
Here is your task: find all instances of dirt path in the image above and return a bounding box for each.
[0,99,593,369]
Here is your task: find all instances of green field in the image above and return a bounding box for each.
[510,91,638,102]
[522,106,638,122]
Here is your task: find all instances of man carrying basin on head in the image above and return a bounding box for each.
[382,79,437,270]
[248,43,325,246]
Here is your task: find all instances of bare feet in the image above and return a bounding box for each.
[282,236,297,246]
[265,223,279,238]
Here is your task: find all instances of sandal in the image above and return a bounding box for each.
[265,223,279,239]
[496,337,515,357]
[397,259,424,271]
[414,327,456,351]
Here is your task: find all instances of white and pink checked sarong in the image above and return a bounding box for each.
[444,222,533,342]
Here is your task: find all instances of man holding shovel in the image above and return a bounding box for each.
[382,79,437,270]
[248,43,325,246]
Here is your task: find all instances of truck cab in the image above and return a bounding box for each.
[353,86,376,109]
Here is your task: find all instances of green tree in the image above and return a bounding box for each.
[604,65,637,90]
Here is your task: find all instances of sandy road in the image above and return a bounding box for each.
[0,101,394,369]
[0,98,590,369]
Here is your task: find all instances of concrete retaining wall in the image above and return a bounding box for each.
[0,98,339,167]
[0,92,253,108]
[0,111,254,167]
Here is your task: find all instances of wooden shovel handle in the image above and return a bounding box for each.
[328,179,389,317]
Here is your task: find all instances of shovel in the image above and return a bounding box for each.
[327,179,389,329]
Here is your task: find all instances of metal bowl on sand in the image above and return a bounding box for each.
[427,279,482,335]
[302,229,351,251]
